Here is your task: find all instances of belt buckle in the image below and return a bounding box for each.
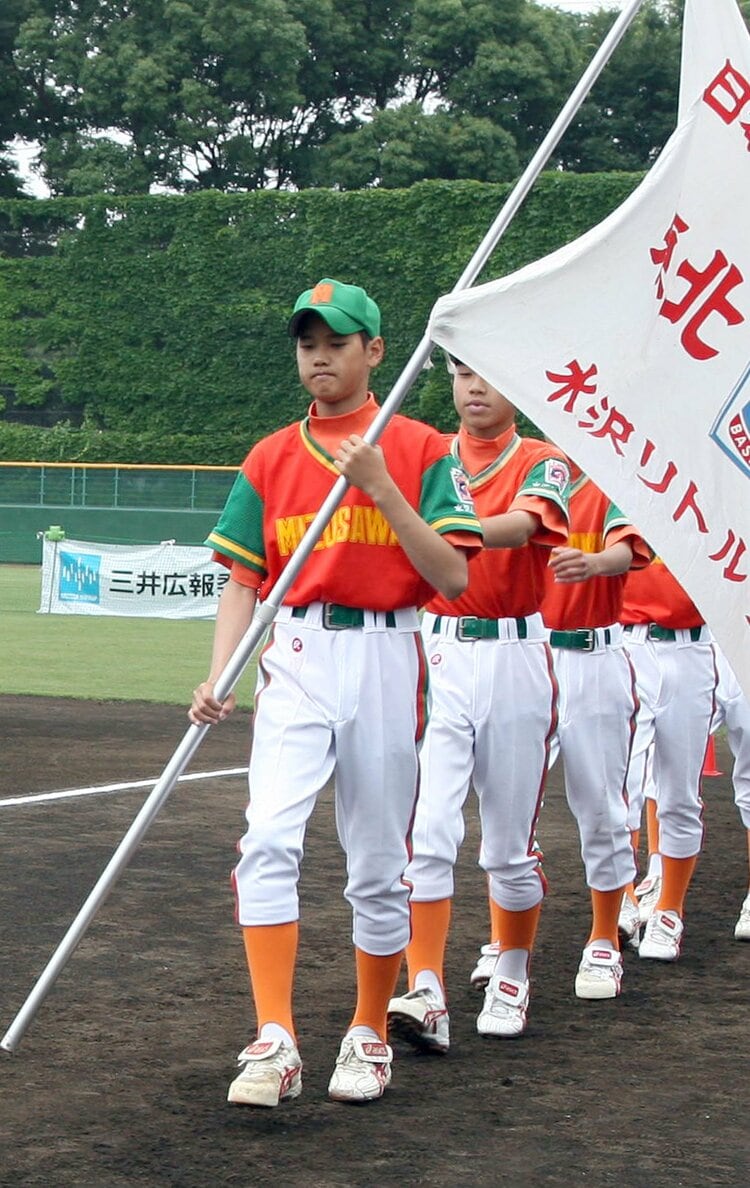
[646,623,664,642]
[579,629,596,651]
[456,616,479,641]
[323,603,347,630]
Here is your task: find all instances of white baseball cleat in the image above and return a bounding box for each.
[639,910,684,961]
[617,894,641,951]
[387,987,450,1052]
[469,942,501,991]
[574,943,623,1000]
[734,894,750,941]
[227,1037,303,1107]
[634,874,662,924]
[477,973,529,1038]
[328,1035,393,1103]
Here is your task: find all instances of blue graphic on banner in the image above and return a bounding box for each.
[710,364,750,481]
[58,552,101,604]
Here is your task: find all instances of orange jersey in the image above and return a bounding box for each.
[542,476,650,630]
[206,396,483,611]
[426,425,570,618]
[621,558,704,629]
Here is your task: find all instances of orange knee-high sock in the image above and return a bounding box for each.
[588,888,624,948]
[490,900,542,951]
[624,829,641,904]
[350,949,404,1040]
[405,898,452,988]
[646,798,660,855]
[656,854,698,916]
[242,922,298,1039]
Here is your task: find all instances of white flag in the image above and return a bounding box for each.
[429,0,750,698]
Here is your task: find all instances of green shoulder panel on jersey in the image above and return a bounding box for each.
[603,501,632,534]
[420,454,483,537]
[205,469,267,576]
[519,457,570,517]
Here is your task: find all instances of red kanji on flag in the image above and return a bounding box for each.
[651,215,689,300]
[703,60,750,126]
[577,396,634,456]
[545,360,598,413]
[659,250,744,361]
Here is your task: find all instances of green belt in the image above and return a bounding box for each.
[625,623,703,643]
[291,604,397,629]
[549,628,611,652]
[432,615,528,641]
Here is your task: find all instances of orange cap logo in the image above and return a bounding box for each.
[310,282,334,305]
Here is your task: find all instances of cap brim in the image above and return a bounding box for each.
[288,306,363,337]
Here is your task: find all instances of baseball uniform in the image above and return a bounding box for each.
[542,474,649,995]
[622,560,718,958]
[208,394,483,953]
[399,423,569,1034]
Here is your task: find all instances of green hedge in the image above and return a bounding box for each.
[0,174,641,460]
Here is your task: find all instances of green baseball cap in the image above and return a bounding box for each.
[288,277,381,339]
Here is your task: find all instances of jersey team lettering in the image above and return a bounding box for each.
[277,505,399,556]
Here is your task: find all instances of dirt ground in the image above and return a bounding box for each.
[1,694,749,1188]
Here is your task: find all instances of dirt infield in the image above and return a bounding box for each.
[1,694,749,1187]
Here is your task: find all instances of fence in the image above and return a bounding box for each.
[0,462,237,564]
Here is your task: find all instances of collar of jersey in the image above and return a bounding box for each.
[300,394,379,474]
[451,429,522,491]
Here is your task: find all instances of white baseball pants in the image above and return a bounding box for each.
[625,627,717,857]
[551,627,638,890]
[233,605,424,955]
[712,647,750,830]
[406,612,555,911]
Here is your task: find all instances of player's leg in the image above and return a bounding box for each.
[386,629,476,1052]
[327,627,426,1101]
[621,637,659,922]
[640,640,716,961]
[633,762,662,922]
[716,659,750,938]
[555,641,638,998]
[473,631,556,1037]
[229,623,337,1107]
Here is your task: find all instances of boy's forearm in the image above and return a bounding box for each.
[208,578,258,682]
[480,509,537,549]
[588,541,634,578]
[373,478,468,600]
[549,541,634,583]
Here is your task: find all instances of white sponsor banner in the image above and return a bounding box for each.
[428,0,750,698]
[39,538,228,618]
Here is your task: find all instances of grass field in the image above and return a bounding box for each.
[1,564,257,705]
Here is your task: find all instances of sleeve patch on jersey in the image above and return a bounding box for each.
[450,466,474,510]
[544,459,570,493]
[420,455,483,535]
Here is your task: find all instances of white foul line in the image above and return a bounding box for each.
[0,767,248,809]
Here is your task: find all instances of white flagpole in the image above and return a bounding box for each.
[1,0,647,1055]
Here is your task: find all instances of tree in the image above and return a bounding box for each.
[311,0,583,188]
[558,0,682,173]
[10,0,740,196]
[0,0,30,196]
